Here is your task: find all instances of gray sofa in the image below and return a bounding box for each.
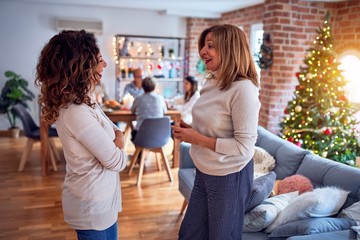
[178,126,360,240]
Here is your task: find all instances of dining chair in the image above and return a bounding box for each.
[12,104,60,172]
[128,116,174,186]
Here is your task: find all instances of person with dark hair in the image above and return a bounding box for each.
[172,24,261,239]
[130,77,167,140]
[172,76,200,124]
[35,30,127,240]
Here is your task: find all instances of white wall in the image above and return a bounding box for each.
[0,1,186,129]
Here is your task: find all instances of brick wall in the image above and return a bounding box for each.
[334,0,360,53]
[185,18,217,77]
[185,0,360,133]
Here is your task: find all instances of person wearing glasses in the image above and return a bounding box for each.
[123,68,144,98]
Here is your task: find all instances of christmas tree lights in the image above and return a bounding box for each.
[280,12,360,165]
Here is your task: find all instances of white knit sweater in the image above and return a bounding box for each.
[55,102,127,230]
[190,79,260,176]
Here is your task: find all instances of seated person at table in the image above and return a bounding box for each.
[131,77,167,140]
[123,68,144,99]
[172,76,200,124]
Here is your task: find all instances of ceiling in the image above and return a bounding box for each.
[12,0,265,18]
[11,0,347,18]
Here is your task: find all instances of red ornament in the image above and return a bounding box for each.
[328,57,334,64]
[301,120,306,125]
[284,108,289,114]
[288,137,294,143]
[296,141,302,147]
[295,72,300,78]
[339,95,347,101]
[323,128,332,135]
[157,64,162,70]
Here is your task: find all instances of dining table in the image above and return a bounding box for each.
[105,109,182,168]
[39,109,181,176]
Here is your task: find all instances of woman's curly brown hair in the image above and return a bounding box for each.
[35,30,100,124]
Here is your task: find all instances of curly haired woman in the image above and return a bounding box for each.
[35,30,127,240]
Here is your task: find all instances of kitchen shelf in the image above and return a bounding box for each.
[113,34,187,100]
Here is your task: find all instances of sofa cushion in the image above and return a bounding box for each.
[305,187,349,218]
[178,168,195,202]
[277,174,313,195]
[286,230,353,240]
[266,186,349,233]
[256,126,308,180]
[242,232,269,240]
[244,191,299,232]
[296,153,360,208]
[246,171,276,213]
[253,146,276,173]
[179,142,195,169]
[338,201,360,225]
[268,218,356,239]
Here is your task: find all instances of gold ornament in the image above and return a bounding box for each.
[295,105,302,113]
[306,73,313,79]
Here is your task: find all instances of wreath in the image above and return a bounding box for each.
[256,44,273,69]
[256,33,273,70]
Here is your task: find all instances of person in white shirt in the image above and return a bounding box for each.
[35,30,127,240]
[172,24,261,240]
[172,76,200,124]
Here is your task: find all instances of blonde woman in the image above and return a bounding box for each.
[172,24,261,239]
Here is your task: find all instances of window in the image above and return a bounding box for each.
[339,50,360,104]
[250,23,264,78]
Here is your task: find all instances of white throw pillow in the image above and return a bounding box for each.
[305,186,349,217]
[266,186,350,233]
[243,191,299,232]
[253,146,276,173]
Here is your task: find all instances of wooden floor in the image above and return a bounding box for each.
[0,137,184,240]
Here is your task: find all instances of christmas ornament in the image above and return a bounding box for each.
[284,108,289,114]
[322,151,328,158]
[306,73,313,79]
[288,137,294,143]
[295,105,302,112]
[296,141,302,147]
[323,128,332,135]
[295,72,300,78]
[339,95,347,101]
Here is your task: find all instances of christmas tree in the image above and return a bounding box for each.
[280,12,360,165]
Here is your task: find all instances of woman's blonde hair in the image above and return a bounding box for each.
[35,30,100,124]
[198,24,259,90]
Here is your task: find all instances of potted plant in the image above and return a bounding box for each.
[0,70,35,137]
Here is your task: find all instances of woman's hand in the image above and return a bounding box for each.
[172,120,216,151]
[179,120,191,128]
[114,130,125,149]
[172,124,196,144]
